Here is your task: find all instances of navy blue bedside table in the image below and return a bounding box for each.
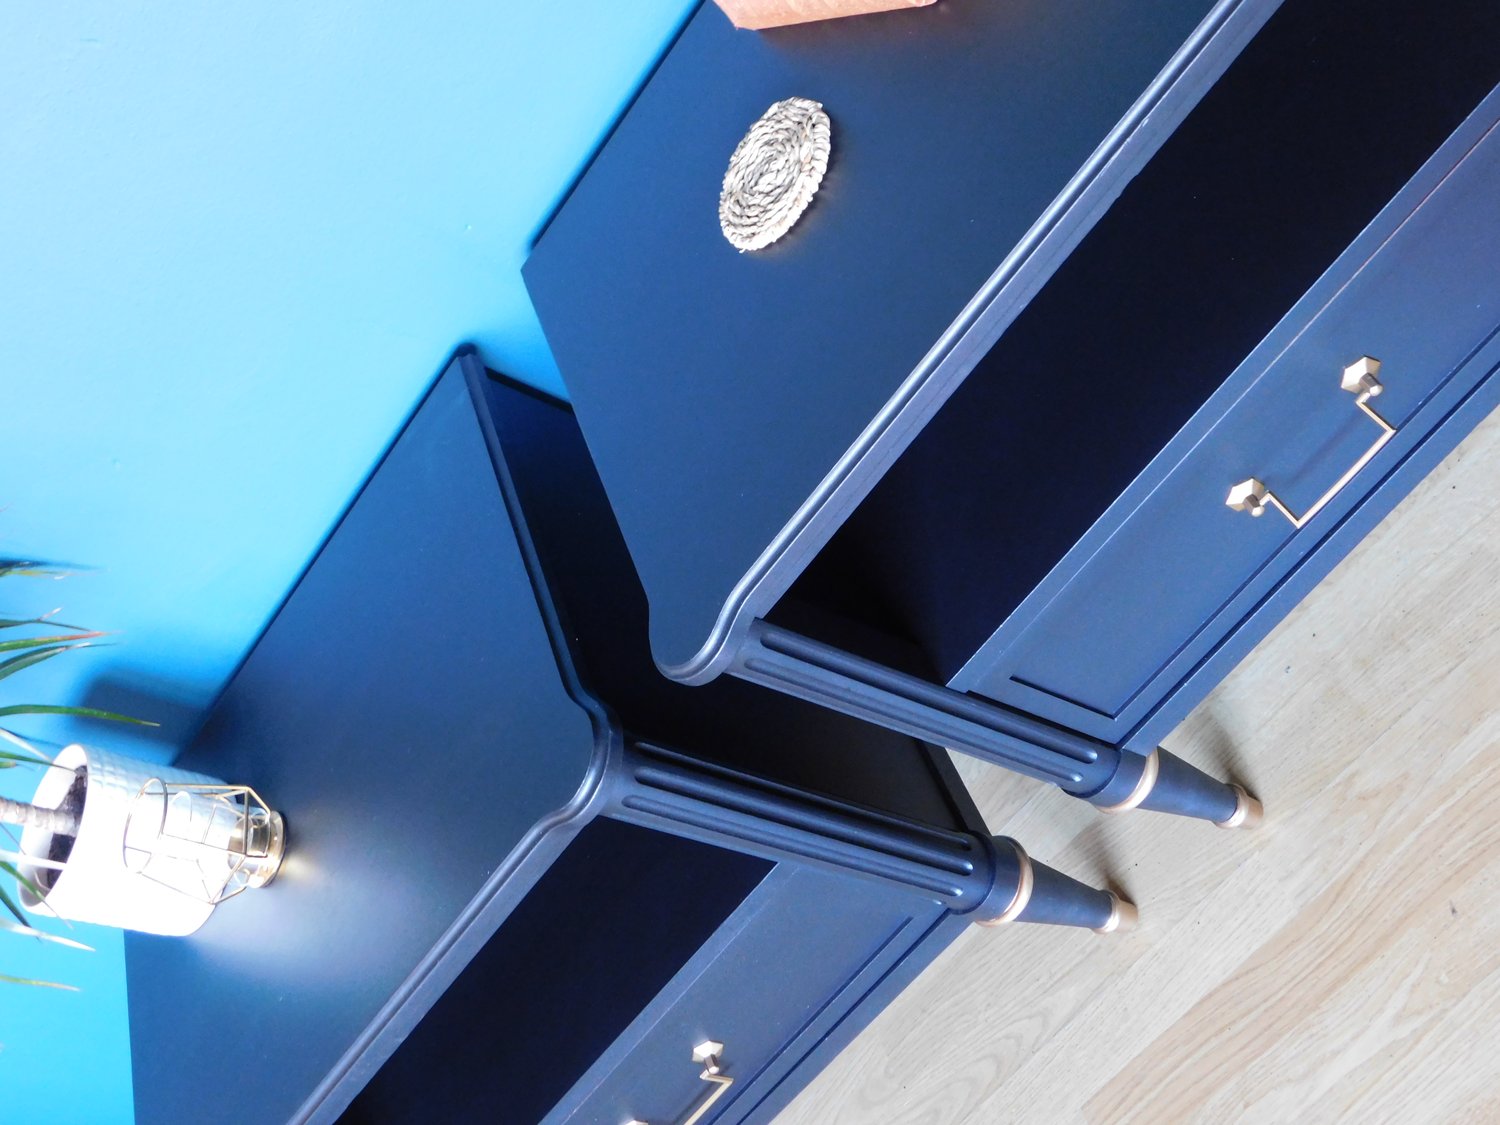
[523,0,1500,826]
[124,353,1130,1125]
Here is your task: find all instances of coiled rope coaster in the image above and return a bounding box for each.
[718,96,831,252]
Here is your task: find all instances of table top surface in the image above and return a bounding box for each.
[524,0,1238,675]
[125,358,598,1125]
[122,353,980,1125]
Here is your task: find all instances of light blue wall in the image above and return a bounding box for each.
[1,3,698,1120]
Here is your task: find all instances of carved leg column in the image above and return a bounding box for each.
[734,622,1262,830]
[610,741,1135,933]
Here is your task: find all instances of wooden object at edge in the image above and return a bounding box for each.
[713,0,938,31]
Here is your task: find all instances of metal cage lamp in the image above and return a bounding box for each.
[123,780,286,905]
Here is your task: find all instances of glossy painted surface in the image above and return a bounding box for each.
[343,817,774,1125]
[970,105,1500,742]
[126,364,598,1125]
[477,366,976,830]
[549,864,944,1125]
[525,0,1248,673]
[527,0,1500,797]
[126,356,990,1124]
[810,2,1500,696]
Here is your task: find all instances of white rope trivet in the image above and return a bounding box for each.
[719,96,831,252]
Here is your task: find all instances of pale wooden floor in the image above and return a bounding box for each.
[782,408,1500,1125]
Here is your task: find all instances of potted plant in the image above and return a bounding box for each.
[1,561,285,986]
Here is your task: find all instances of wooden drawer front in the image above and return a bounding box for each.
[965,110,1500,743]
[550,865,929,1125]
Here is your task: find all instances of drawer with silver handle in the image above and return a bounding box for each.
[958,101,1500,744]
[546,862,940,1125]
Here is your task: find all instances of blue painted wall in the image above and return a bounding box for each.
[0,3,698,1119]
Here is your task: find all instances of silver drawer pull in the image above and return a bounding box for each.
[625,1040,734,1125]
[1226,356,1397,529]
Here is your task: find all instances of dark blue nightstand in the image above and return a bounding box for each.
[124,354,1130,1125]
[523,0,1500,825]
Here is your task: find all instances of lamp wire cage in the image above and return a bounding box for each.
[123,780,286,905]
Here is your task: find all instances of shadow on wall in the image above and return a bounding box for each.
[75,671,211,764]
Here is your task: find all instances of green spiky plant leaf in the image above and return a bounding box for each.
[1,562,156,988]
[0,974,79,991]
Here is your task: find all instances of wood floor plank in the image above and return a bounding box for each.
[779,409,1500,1123]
